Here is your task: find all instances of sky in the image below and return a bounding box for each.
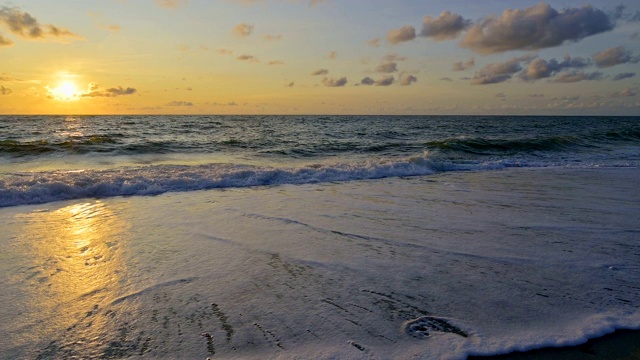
[0,0,639,115]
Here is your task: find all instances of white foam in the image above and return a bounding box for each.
[0,156,452,207]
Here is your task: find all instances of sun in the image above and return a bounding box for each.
[48,80,80,101]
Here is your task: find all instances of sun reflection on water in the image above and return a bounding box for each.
[16,200,130,355]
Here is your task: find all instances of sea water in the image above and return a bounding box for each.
[1,115,638,207]
[0,115,639,359]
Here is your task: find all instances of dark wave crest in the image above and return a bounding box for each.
[425,129,640,156]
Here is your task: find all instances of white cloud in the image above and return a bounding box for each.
[460,3,613,54]
[592,46,640,68]
[387,25,416,44]
[399,74,417,86]
[421,11,470,40]
[452,58,474,71]
[0,6,83,43]
[322,77,347,87]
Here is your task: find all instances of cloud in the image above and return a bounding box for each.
[1,85,11,95]
[609,87,637,98]
[421,11,470,40]
[471,54,594,84]
[387,25,416,44]
[309,0,326,6]
[551,71,604,83]
[612,5,640,23]
[3,76,40,84]
[367,37,380,47]
[105,86,136,96]
[322,77,347,87]
[237,54,259,62]
[383,54,407,62]
[375,62,397,73]
[440,77,453,82]
[360,77,375,85]
[207,101,240,106]
[359,76,399,86]
[103,24,121,32]
[519,54,590,81]
[612,72,636,81]
[0,34,12,46]
[375,76,394,86]
[81,84,137,97]
[0,6,83,42]
[45,82,136,99]
[268,60,284,65]
[460,3,613,54]
[264,34,282,41]
[286,81,294,87]
[311,69,328,76]
[154,0,189,9]
[399,73,418,85]
[167,100,193,106]
[232,23,254,37]
[471,55,534,85]
[592,46,639,68]
[529,93,544,98]
[217,48,233,55]
[452,58,474,71]
[495,92,506,98]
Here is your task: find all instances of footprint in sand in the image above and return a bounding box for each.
[403,316,468,339]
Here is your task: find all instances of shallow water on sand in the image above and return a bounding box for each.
[1,167,639,359]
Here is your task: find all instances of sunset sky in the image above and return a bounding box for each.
[1,0,639,115]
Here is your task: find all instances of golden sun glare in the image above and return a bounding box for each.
[48,81,80,101]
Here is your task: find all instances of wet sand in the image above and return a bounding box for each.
[1,167,638,359]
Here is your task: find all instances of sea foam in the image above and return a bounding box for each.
[1,156,460,207]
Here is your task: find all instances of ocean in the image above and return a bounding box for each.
[1,115,639,359]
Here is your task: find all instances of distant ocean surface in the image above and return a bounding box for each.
[1,115,639,207]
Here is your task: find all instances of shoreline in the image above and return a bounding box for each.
[2,167,638,358]
[471,329,640,360]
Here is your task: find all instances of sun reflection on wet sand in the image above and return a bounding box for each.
[3,201,130,358]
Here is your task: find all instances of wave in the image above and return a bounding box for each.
[425,136,582,155]
[0,136,121,156]
[6,151,634,208]
[3,118,638,160]
[424,129,640,156]
[0,156,476,207]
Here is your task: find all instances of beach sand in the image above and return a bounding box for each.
[1,167,638,359]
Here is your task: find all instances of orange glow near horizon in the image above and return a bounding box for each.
[0,2,638,115]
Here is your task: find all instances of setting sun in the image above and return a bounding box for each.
[48,81,80,101]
